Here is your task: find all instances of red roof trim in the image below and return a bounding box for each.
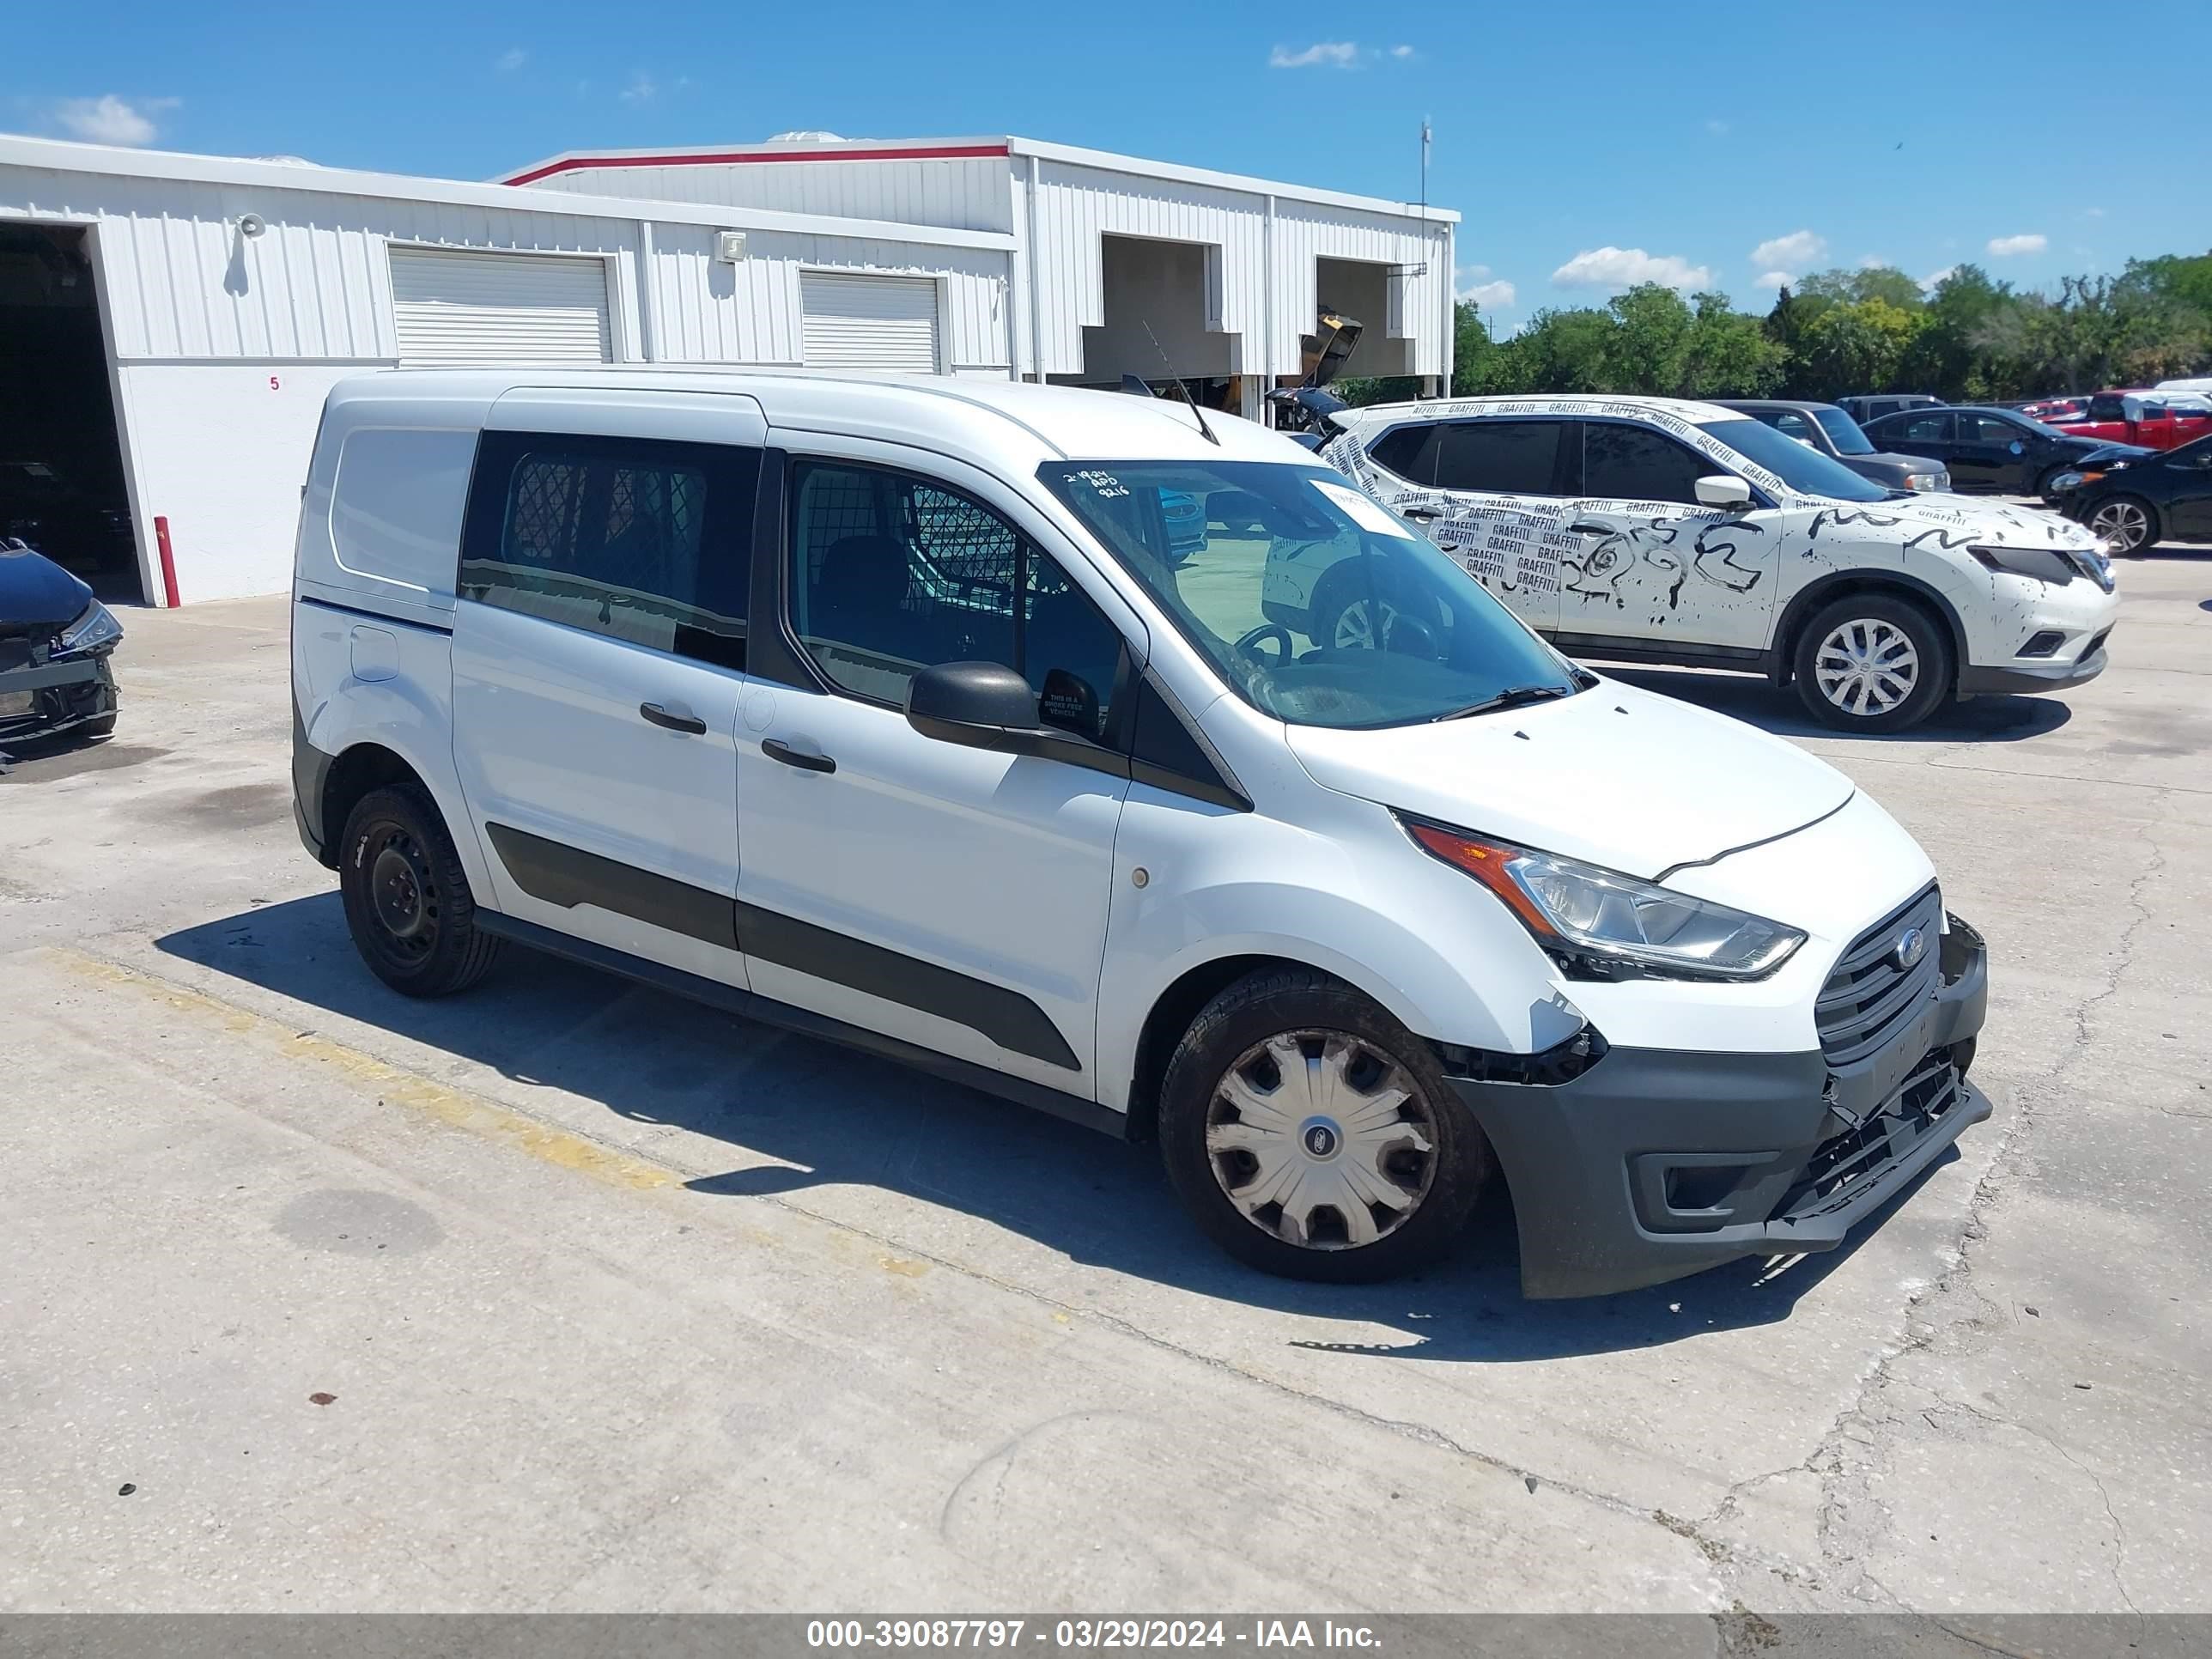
[502,143,1011,186]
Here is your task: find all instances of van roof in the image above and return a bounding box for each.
[323,367,1303,467]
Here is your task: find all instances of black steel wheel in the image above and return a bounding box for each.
[337,783,501,997]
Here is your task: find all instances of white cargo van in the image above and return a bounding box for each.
[292,370,1990,1295]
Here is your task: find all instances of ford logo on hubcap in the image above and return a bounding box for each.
[1300,1119,1340,1159]
[1893,927,1928,971]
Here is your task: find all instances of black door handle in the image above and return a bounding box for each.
[1400,506,1440,521]
[1568,520,1615,537]
[762,737,836,774]
[640,701,707,735]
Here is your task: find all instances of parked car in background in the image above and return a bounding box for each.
[2061,432,2212,552]
[2043,390,2212,453]
[0,537,121,749]
[1836,393,1944,426]
[2015,396,2090,423]
[2153,376,2212,398]
[1713,400,1950,492]
[1319,394,2118,732]
[295,368,1997,1296]
[0,459,136,579]
[1861,405,2152,501]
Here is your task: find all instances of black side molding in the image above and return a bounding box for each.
[297,594,454,635]
[737,902,1078,1071]
[483,821,1080,1070]
[472,910,1124,1139]
[486,822,739,950]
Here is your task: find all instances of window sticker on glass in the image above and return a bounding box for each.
[1310,477,1414,538]
[1066,469,1128,499]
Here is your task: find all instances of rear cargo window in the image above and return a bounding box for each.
[331,427,476,599]
[459,431,758,670]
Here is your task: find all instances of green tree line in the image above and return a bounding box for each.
[1337,252,2212,408]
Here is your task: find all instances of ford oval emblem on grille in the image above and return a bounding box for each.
[1893,927,1929,971]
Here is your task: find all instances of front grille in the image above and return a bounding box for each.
[1773,1048,1963,1222]
[1816,885,1942,1066]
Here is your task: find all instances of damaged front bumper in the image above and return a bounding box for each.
[0,651,118,744]
[1448,916,1990,1299]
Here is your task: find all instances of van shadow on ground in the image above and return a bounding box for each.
[157,892,1959,1364]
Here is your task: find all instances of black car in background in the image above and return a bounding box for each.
[1836,393,1944,425]
[1713,399,1951,492]
[0,538,122,750]
[1862,404,2151,501]
[2061,433,2212,552]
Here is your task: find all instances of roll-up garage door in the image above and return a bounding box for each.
[389,248,612,367]
[800,272,941,374]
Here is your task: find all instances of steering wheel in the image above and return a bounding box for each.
[1232,623,1297,663]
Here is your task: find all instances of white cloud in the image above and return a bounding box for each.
[53,94,174,147]
[1857,253,1889,269]
[2082,206,2106,220]
[1460,279,1516,310]
[1269,41,1359,68]
[1921,265,1958,291]
[1552,246,1713,293]
[1705,118,1730,136]
[1748,229,1826,273]
[1986,233,2046,257]
[1751,270,1795,291]
[495,47,527,72]
[1389,44,1415,58]
[620,70,658,102]
[1459,263,1492,280]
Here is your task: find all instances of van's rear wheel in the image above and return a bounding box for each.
[338,783,501,997]
[1159,969,1489,1281]
[1793,593,1952,733]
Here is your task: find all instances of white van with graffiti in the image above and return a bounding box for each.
[1313,396,2121,732]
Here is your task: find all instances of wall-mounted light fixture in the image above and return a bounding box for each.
[713,230,748,264]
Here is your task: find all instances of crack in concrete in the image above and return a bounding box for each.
[1725,799,2173,1613]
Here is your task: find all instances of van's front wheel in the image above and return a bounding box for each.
[1159,969,1489,1281]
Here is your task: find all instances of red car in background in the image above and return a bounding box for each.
[2045,390,2212,451]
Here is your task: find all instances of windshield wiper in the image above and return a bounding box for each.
[1435,683,1575,721]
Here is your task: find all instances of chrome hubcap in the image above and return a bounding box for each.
[2090,501,2148,550]
[1205,1030,1437,1250]
[1814,619,1920,718]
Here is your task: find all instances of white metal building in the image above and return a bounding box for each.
[507,136,1458,416]
[0,132,1453,606]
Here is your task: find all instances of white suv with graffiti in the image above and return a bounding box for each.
[1310,395,2120,732]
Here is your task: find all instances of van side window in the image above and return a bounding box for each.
[1366,423,1440,484]
[1579,422,1710,507]
[787,459,1124,739]
[459,431,757,670]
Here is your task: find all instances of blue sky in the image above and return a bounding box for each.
[12,1,2206,331]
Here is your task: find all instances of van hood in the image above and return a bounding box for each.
[1851,492,2101,551]
[1285,680,1855,881]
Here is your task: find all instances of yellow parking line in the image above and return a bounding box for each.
[42,948,677,1193]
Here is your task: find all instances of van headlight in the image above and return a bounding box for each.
[1402,818,1806,981]
[54,600,124,658]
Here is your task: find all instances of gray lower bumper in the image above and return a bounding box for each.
[1449,919,1991,1299]
[1959,643,2108,696]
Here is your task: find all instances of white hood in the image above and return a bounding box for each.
[1286,680,1854,881]
[1823,491,2101,551]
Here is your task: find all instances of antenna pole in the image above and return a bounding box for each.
[1141,319,1221,447]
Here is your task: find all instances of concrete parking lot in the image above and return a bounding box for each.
[3,546,2207,1618]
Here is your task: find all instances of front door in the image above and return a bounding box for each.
[1555,419,1782,653]
[2162,442,2212,538]
[450,404,763,989]
[1950,412,2033,493]
[733,445,1142,1094]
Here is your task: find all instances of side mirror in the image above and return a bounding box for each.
[1694,474,1753,508]
[905,661,1040,750]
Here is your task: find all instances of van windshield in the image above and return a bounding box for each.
[1041,460,1581,730]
